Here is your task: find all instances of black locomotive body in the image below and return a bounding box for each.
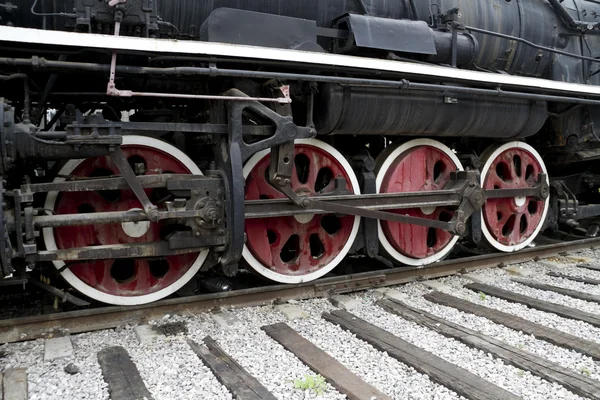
[0,0,598,305]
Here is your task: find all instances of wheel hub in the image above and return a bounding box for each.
[121,208,151,238]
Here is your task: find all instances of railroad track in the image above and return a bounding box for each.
[2,237,600,399]
[0,236,599,345]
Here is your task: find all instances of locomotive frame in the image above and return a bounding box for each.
[0,0,600,305]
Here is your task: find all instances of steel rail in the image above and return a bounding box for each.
[0,237,598,344]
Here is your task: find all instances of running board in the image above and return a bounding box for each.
[1,26,599,98]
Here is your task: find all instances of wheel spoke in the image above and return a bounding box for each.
[271,222,295,263]
[97,260,119,293]
[133,259,152,291]
[508,155,519,182]
[247,167,285,200]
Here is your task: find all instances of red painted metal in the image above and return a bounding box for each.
[482,147,545,247]
[244,145,356,276]
[53,145,199,297]
[379,146,457,259]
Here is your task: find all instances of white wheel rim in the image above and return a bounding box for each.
[242,139,361,284]
[376,139,463,266]
[480,141,550,252]
[43,135,209,305]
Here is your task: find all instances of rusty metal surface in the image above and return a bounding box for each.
[1,236,599,344]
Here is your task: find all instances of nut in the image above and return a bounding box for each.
[147,208,160,222]
[455,222,467,236]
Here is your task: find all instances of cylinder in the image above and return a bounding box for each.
[314,83,548,138]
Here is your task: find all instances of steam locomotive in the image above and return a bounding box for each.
[0,0,597,305]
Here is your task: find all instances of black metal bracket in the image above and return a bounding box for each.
[0,106,120,175]
[0,179,12,276]
[553,180,579,223]
[3,187,36,273]
[446,171,486,236]
[351,151,394,267]
[226,89,315,163]
[0,100,15,175]
[215,89,315,271]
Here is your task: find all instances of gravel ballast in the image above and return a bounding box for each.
[350,298,587,400]
[5,256,600,399]
[377,284,600,381]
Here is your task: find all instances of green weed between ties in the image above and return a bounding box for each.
[516,369,525,377]
[479,291,487,301]
[580,366,591,377]
[293,374,328,395]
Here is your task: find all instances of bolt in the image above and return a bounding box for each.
[218,229,225,235]
[217,189,223,196]
[455,223,466,235]
[284,179,291,185]
[195,231,201,237]
[275,177,283,184]
[301,198,310,207]
[216,201,222,207]
[147,209,160,222]
[192,190,199,196]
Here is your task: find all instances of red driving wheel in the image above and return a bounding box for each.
[376,139,463,265]
[43,136,208,305]
[242,139,361,283]
[480,142,549,252]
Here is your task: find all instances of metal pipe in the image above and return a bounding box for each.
[28,278,90,306]
[355,0,369,14]
[110,90,292,103]
[0,74,30,123]
[34,210,148,228]
[547,0,600,33]
[466,25,600,63]
[406,81,600,106]
[3,57,600,106]
[407,0,419,19]
[451,27,458,68]
[35,55,67,125]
